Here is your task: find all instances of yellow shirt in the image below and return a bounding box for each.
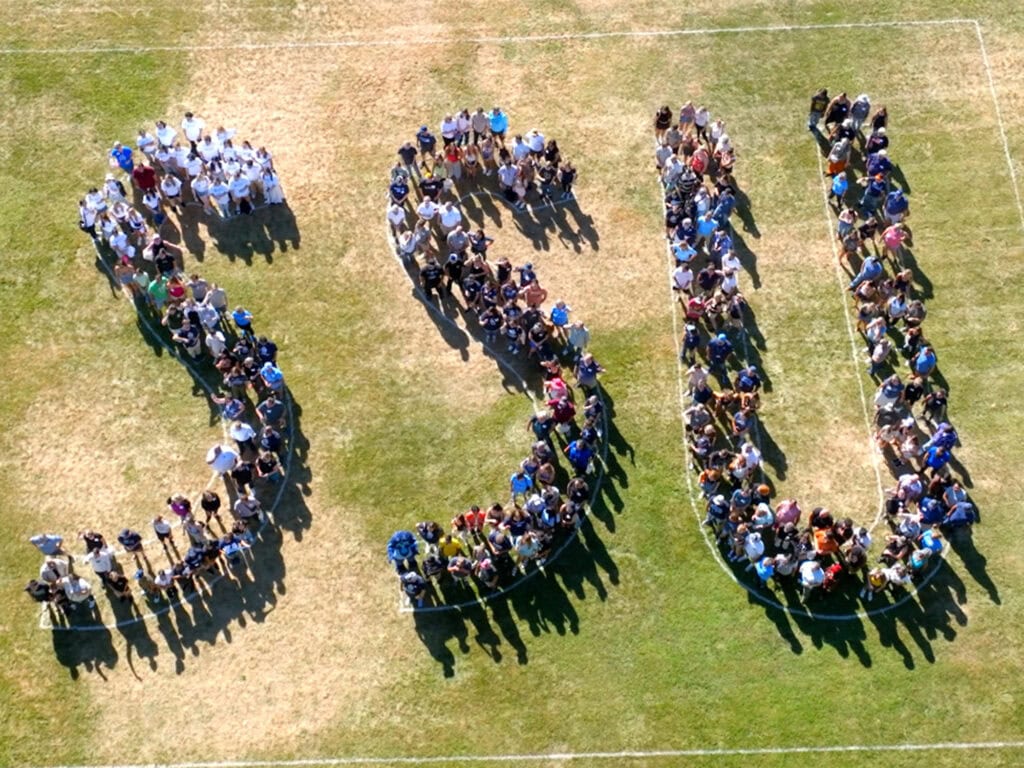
[439,539,465,559]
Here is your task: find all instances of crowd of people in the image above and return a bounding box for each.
[663,95,974,604]
[385,111,607,607]
[25,121,292,622]
[78,112,285,251]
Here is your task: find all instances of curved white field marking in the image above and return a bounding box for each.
[383,207,610,614]
[0,18,976,55]
[660,183,946,621]
[41,250,296,632]
[37,738,1024,768]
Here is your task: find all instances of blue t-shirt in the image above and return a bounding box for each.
[111,146,134,171]
[510,473,533,494]
[831,176,848,196]
[885,191,908,215]
[914,350,936,375]
[488,111,509,133]
[697,216,716,238]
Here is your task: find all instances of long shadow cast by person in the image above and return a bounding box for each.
[732,187,761,241]
[740,302,769,357]
[205,213,275,265]
[891,163,913,195]
[458,188,505,230]
[750,566,872,665]
[812,127,832,156]
[899,246,933,300]
[507,567,580,638]
[412,607,470,677]
[947,526,1000,605]
[108,594,160,677]
[261,203,301,254]
[51,618,120,680]
[753,420,788,481]
[732,231,762,290]
[176,208,207,262]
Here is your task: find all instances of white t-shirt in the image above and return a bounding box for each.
[722,253,741,273]
[40,559,69,582]
[182,116,205,142]
[156,124,177,147]
[387,204,406,227]
[198,140,221,162]
[439,206,463,229]
[440,117,458,139]
[672,266,693,291]
[206,444,239,473]
[206,331,227,356]
[161,176,182,197]
[61,576,93,602]
[456,114,471,135]
[192,176,211,197]
[186,156,203,177]
[137,133,157,154]
[417,200,438,220]
[87,547,114,574]
[512,141,530,162]
[85,189,106,210]
[243,163,261,182]
[143,192,161,212]
[527,132,545,152]
[230,176,251,199]
[799,561,824,587]
[497,164,518,188]
[210,182,230,204]
[174,145,189,168]
[230,422,257,442]
[721,272,738,295]
[741,444,762,468]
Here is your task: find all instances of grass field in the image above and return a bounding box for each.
[1,2,1023,767]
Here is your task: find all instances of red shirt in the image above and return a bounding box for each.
[132,165,157,190]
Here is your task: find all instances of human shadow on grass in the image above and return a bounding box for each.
[510,198,599,255]
[410,503,620,675]
[899,246,933,301]
[49,392,313,676]
[160,201,301,265]
[725,525,983,668]
[947,526,999,605]
[51,620,119,681]
[732,187,761,242]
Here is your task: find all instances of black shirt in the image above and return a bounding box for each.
[420,263,443,286]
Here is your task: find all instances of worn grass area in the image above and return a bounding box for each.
[1,3,1023,768]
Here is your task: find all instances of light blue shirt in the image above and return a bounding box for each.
[488,111,509,133]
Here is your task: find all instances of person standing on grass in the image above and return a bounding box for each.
[574,353,604,393]
[181,111,205,152]
[654,105,673,143]
[419,256,444,302]
[110,141,134,174]
[808,88,829,131]
[487,107,509,147]
[558,161,577,200]
[257,393,287,430]
[388,530,419,574]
